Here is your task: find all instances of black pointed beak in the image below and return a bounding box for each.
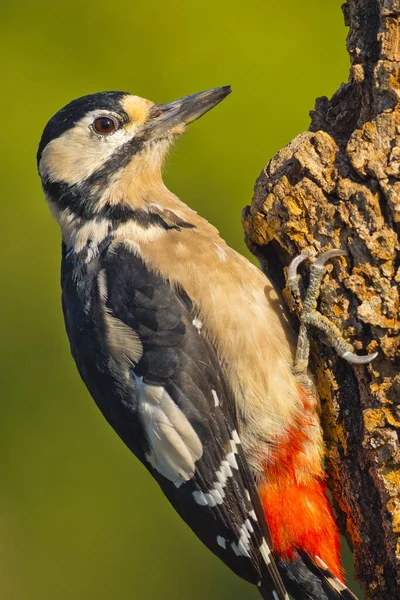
[147,86,232,138]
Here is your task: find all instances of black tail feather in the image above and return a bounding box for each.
[259,553,359,600]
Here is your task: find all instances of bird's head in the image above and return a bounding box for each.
[37,87,231,223]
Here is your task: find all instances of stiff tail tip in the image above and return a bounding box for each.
[312,555,359,600]
[258,551,359,600]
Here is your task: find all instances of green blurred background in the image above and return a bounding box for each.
[1,1,362,599]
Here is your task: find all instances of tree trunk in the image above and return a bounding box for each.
[242,1,400,598]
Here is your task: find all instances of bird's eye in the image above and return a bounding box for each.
[93,116,118,135]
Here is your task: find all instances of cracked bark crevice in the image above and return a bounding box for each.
[242,1,400,598]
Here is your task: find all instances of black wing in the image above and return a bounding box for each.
[62,243,289,600]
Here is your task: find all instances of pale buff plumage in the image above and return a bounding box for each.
[40,94,324,483]
[111,188,303,475]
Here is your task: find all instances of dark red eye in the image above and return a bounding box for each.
[93,116,118,135]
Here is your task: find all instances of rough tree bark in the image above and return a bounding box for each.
[242,1,400,599]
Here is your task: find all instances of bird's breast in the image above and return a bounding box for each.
[131,226,303,473]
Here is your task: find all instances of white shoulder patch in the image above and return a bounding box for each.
[134,374,203,485]
[98,270,143,367]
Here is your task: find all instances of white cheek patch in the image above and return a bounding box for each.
[39,110,140,186]
[134,374,203,485]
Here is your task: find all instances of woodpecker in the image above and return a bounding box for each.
[37,87,376,600]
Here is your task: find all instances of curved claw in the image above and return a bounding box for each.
[288,254,309,281]
[313,249,347,270]
[341,350,379,364]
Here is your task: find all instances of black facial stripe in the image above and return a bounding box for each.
[44,179,95,220]
[45,175,195,232]
[92,204,196,230]
[37,91,130,165]
[43,129,196,231]
[104,207,196,230]
[42,135,147,219]
[85,135,146,188]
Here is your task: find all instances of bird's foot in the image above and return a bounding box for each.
[286,249,378,379]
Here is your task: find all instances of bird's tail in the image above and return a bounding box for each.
[273,553,358,600]
[257,386,359,600]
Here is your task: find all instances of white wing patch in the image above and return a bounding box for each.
[212,389,220,407]
[231,429,241,445]
[217,535,227,549]
[192,435,240,507]
[134,374,203,486]
[192,317,203,332]
[192,458,233,507]
[98,270,143,368]
[259,539,272,565]
[236,519,254,557]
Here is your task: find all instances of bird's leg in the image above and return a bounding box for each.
[286,249,378,381]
